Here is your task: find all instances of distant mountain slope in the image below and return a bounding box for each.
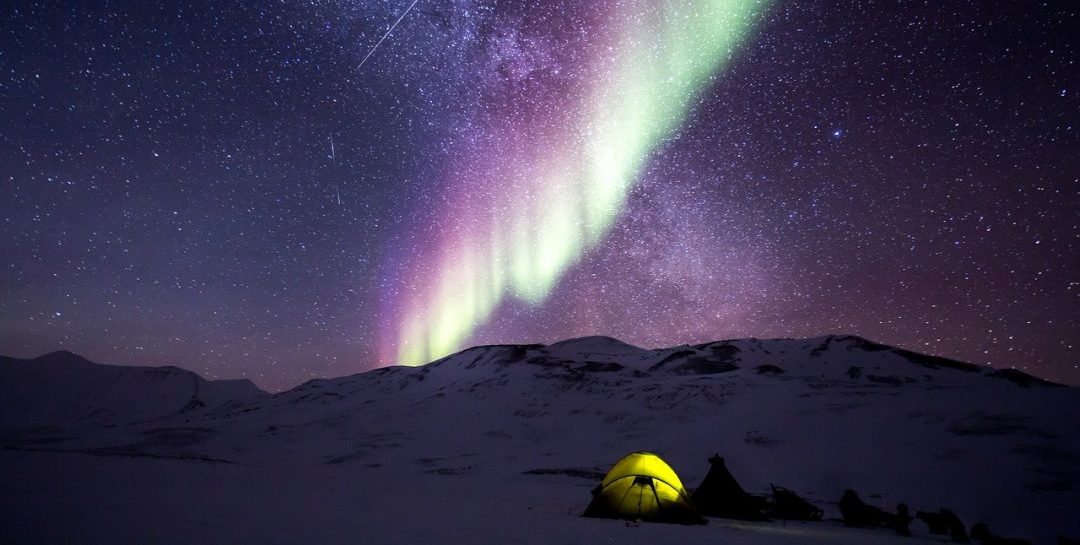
[234,335,1078,541]
[0,351,266,429]
[1,337,1077,544]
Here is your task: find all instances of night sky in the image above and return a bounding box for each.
[2,1,1077,391]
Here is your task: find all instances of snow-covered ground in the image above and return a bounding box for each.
[2,335,1078,544]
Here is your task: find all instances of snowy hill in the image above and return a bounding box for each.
[0,350,266,429]
[2,336,1078,544]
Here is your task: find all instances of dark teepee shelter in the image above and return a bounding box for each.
[691,454,769,520]
[583,452,705,525]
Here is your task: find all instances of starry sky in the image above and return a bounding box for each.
[1,1,1077,391]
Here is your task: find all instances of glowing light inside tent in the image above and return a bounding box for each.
[386,0,769,365]
[584,451,702,523]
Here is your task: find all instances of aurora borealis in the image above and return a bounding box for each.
[386,0,769,365]
[1,1,1078,390]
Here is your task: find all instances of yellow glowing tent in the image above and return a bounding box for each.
[583,452,705,524]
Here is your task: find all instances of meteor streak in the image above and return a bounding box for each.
[357,0,421,70]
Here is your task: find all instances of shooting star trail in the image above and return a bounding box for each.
[357,0,421,70]
[329,134,343,205]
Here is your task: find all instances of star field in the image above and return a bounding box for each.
[1,1,1077,390]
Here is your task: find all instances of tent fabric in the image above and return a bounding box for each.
[583,452,705,524]
[691,455,769,520]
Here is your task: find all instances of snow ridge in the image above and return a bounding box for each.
[1,337,1077,544]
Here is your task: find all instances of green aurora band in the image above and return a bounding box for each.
[392,0,770,365]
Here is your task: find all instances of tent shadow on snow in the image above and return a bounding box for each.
[583,451,705,525]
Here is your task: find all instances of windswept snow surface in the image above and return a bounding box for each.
[2,336,1078,544]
